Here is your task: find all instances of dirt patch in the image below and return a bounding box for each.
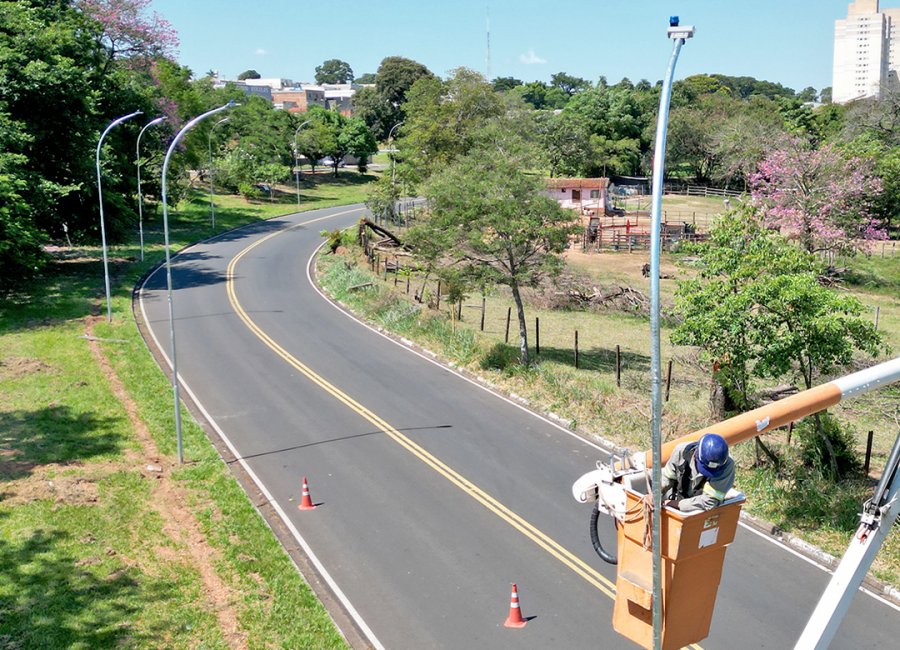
[0,356,54,380]
[1,472,99,506]
[85,316,248,650]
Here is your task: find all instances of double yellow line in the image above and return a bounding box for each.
[225,209,701,648]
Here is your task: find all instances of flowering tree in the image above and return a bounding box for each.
[77,0,178,69]
[750,141,884,254]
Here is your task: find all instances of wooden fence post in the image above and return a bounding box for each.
[535,317,540,356]
[436,281,441,310]
[787,421,794,446]
[864,430,874,475]
[574,330,579,369]
[615,344,621,387]
[875,306,880,330]
[505,307,511,343]
[480,296,486,332]
[664,359,673,402]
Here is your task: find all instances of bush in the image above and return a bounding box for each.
[238,182,262,201]
[480,342,518,371]
[793,413,861,480]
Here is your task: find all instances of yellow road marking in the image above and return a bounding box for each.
[225,210,703,649]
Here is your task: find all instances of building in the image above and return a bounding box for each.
[545,178,609,212]
[833,0,900,103]
[322,83,356,116]
[272,85,327,113]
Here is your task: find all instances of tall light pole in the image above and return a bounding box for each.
[648,17,694,650]
[293,119,311,211]
[208,116,230,229]
[161,102,236,464]
[136,116,166,262]
[96,109,142,322]
[387,121,403,224]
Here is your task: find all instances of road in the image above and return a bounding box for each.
[138,204,900,649]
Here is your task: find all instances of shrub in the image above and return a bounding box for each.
[480,342,518,371]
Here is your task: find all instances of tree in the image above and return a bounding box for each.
[338,117,377,172]
[352,56,433,140]
[492,76,523,92]
[400,68,503,183]
[536,112,591,177]
[412,136,575,366]
[355,72,376,84]
[797,86,818,103]
[671,206,882,419]
[512,81,568,109]
[76,0,179,75]
[550,72,590,96]
[237,69,261,80]
[750,140,885,254]
[315,58,353,84]
[820,87,833,104]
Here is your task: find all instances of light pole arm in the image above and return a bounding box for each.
[95,109,142,322]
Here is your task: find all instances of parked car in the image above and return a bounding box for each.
[318,157,346,168]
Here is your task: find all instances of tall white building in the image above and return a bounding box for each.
[833,0,900,103]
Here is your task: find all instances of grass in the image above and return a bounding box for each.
[317,225,900,587]
[1,173,376,648]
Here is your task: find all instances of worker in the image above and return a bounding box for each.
[659,433,734,513]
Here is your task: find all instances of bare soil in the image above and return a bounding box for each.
[83,316,249,650]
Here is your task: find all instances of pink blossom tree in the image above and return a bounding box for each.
[77,0,178,72]
[750,140,885,254]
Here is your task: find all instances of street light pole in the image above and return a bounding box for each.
[649,17,694,650]
[387,121,403,224]
[293,119,311,211]
[161,102,236,464]
[208,116,230,229]
[96,109,142,322]
[136,116,166,262]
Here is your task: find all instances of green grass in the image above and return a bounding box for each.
[1,175,373,648]
[317,234,900,587]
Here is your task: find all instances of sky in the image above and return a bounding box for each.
[150,0,900,92]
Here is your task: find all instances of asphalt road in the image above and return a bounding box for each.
[138,204,900,649]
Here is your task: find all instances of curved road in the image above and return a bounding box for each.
[139,205,900,649]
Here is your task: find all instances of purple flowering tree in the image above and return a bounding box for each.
[77,0,179,73]
[750,141,885,254]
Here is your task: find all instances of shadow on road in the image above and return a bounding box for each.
[229,424,453,462]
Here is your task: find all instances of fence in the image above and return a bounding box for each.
[663,183,745,199]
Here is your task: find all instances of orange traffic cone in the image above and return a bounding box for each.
[504,583,527,628]
[298,476,317,510]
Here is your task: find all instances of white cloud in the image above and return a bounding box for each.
[255,48,267,56]
[519,49,546,65]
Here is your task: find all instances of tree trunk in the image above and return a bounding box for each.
[709,371,727,421]
[510,282,530,366]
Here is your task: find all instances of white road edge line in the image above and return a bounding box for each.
[138,208,386,650]
[305,222,900,615]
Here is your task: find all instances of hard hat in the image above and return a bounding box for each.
[696,433,729,479]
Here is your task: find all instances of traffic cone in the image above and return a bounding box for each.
[298,476,317,510]
[504,583,527,628]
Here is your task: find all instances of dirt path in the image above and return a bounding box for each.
[85,316,248,650]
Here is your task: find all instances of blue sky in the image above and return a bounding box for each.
[151,1,900,92]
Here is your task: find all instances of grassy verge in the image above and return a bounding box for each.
[1,178,374,648]
[317,235,900,587]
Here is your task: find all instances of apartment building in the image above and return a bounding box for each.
[833,0,900,103]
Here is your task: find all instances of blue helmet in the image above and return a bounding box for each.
[696,433,729,479]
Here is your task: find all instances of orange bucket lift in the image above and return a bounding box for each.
[572,356,900,649]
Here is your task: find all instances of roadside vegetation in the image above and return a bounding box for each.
[1,179,369,648]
